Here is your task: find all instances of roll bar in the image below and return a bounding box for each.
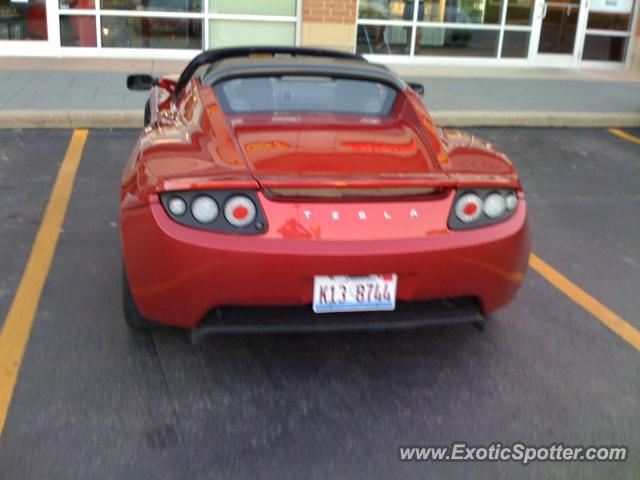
[173,47,366,103]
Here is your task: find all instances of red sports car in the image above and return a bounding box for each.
[123,47,529,339]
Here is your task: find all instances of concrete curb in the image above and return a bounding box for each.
[0,110,143,129]
[1,109,639,129]
[431,111,640,128]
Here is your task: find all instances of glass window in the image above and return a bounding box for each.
[506,0,534,25]
[359,0,404,20]
[0,0,48,40]
[422,0,501,24]
[501,30,529,57]
[214,77,397,116]
[356,25,412,55]
[60,15,96,46]
[59,0,95,10]
[210,0,296,15]
[100,0,202,13]
[209,20,295,48]
[414,27,499,56]
[101,16,202,48]
[587,12,631,31]
[538,2,579,54]
[582,34,627,61]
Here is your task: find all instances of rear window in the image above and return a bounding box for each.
[214,76,397,116]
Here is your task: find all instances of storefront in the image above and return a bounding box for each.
[355,0,639,67]
[0,0,638,69]
[0,0,300,57]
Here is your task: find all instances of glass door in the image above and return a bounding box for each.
[530,0,588,65]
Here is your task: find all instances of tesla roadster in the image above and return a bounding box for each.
[122,47,529,338]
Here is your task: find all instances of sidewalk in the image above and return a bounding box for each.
[1,57,639,128]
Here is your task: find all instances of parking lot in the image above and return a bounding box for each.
[0,127,638,479]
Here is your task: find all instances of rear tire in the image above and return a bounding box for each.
[122,264,158,329]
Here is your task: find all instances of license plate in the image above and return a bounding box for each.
[313,274,397,313]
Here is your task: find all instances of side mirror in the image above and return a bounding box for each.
[127,74,156,91]
[408,82,425,97]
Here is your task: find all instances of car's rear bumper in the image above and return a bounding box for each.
[121,197,530,329]
[191,298,484,341]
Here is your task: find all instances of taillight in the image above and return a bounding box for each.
[160,190,267,234]
[505,192,518,211]
[224,195,256,227]
[454,193,483,223]
[449,189,519,230]
[482,193,506,218]
[167,196,187,216]
[191,195,219,223]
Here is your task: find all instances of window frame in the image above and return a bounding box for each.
[51,0,301,56]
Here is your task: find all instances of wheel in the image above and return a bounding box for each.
[122,264,158,329]
[143,100,151,127]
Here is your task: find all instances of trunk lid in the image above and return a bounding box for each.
[229,114,454,194]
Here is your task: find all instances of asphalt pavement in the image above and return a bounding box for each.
[0,128,638,479]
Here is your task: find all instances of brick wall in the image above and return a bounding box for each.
[302,0,357,24]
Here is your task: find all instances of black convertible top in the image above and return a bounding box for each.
[200,57,405,91]
[173,47,405,102]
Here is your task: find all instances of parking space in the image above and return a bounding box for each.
[472,128,640,328]
[0,131,73,324]
[0,128,638,479]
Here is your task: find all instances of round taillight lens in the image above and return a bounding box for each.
[191,195,219,223]
[455,193,483,223]
[224,195,256,227]
[483,193,506,218]
[505,193,518,211]
[168,196,187,216]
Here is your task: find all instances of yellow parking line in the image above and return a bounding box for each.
[0,129,88,436]
[529,253,640,352]
[608,128,640,145]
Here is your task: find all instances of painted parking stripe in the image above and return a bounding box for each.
[608,128,640,145]
[529,253,640,352]
[0,129,88,436]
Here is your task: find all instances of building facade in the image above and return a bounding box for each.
[1,0,638,69]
